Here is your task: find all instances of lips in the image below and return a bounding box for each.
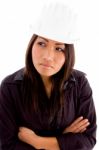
[40,63,53,68]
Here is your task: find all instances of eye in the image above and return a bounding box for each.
[56,47,64,52]
[37,42,46,47]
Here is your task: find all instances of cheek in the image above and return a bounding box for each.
[32,46,40,62]
[56,54,65,67]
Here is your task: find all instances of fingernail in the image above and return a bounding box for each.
[80,116,83,119]
[85,119,88,122]
[87,122,90,125]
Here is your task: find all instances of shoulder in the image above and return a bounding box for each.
[71,69,92,92]
[72,69,86,78]
[0,68,24,88]
[70,69,91,89]
[71,69,88,83]
[64,69,89,90]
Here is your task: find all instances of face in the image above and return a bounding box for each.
[32,36,65,78]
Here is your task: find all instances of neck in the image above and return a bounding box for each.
[41,76,51,87]
[41,76,52,98]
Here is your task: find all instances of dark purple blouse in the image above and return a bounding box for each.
[0,68,97,150]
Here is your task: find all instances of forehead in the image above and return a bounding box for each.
[37,36,65,46]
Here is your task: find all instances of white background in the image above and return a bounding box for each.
[0,0,99,149]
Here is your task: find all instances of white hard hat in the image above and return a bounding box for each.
[32,2,78,44]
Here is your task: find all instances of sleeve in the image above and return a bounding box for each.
[56,75,97,150]
[0,81,36,150]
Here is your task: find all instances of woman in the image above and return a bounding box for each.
[0,3,97,150]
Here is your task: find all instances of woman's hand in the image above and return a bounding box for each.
[63,116,90,134]
[18,127,60,150]
[18,127,40,149]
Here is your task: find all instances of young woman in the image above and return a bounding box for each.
[0,34,97,150]
[0,3,97,150]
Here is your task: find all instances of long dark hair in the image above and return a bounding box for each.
[23,34,75,125]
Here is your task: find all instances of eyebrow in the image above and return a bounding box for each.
[38,36,65,45]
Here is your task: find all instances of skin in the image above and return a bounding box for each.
[18,36,90,150]
[18,117,90,150]
[32,36,66,79]
[32,36,66,96]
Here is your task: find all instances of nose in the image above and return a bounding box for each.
[43,46,54,61]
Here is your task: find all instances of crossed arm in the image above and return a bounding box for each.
[18,116,90,150]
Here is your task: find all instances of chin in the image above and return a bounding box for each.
[35,67,58,77]
[40,72,53,77]
[38,70,55,76]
